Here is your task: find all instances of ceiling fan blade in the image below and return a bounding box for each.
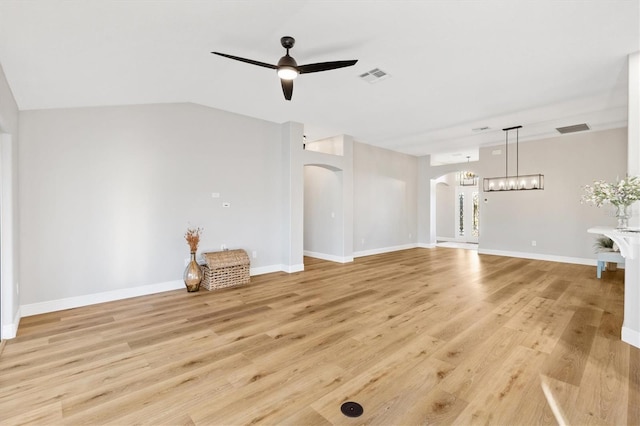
[280,79,293,101]
[212,52,277,70]
[298,60,358,74]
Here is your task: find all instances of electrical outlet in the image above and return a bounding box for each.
[531,240,537,247]
[221,244,226,250]
[252,251,257,258]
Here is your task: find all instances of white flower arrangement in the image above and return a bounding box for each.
[582,176,640,207]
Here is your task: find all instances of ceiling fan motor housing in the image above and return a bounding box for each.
[277,54,298,68]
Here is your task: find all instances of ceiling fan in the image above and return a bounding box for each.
[212,36,358,101]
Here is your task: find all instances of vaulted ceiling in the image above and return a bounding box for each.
[0,1,637,160]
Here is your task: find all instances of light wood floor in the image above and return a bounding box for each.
[2,248,639,425]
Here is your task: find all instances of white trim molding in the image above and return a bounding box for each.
[303,250,354,263]
[21,280,185,317]
[418,243,436,249]
[622,326,640,349]
[354,243,419,258]
[478,248,596,266]
[250,265,285,276]
[1,307,20,339]
[281,264,305,273]
[17,263,303,320]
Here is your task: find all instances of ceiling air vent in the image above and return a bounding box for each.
[556,123,590,134]
[359,68,389,84]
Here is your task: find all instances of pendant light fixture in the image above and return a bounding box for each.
[483,125,544,192]
[459,156,478,186]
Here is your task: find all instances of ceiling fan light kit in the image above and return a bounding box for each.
[212,36,357,100]
[483,126,545,192]
[277,67,298,80]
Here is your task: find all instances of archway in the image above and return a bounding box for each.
[300,133,354,264]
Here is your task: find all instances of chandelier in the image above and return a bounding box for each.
[482,126,544,192]
[459,156,478,186]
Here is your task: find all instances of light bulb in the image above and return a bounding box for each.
[277,67,298,80]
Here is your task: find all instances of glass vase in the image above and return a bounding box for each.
[615,204,630,230]
[183,252,202,292]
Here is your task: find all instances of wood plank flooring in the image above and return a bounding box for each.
[2,248,638,425]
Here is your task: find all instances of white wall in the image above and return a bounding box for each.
[353,141,418,255]
[477,127,627,260]
[0,62,19,338]
[18,103,285,307]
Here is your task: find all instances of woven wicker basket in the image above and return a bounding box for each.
[201,249,250,291]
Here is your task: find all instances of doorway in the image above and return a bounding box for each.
[303,164,344,263]
[434,171,480,246]
[454,185,479,243]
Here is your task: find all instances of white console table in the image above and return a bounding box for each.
[588,226,640,348]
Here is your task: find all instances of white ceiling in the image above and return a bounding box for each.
[0,1,638,160]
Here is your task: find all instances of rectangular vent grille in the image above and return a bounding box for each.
[359,68,389,84]
[556,123,590,134]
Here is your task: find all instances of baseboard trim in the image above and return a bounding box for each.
[18,262,306,319]
[477,248,596,266]
[21,280,185,318]
[303,251,354,263]
[281,263,305,273]
[417,243,436,249]
[1,307,20,339]
[250,265,284,276]
[622,326,640,349]
[354,243,419,258]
